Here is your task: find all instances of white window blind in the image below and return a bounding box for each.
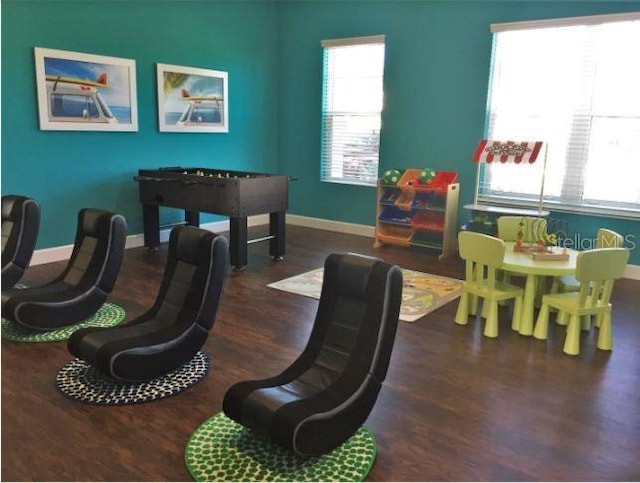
[479,13,640,219]
[320,35,385,186]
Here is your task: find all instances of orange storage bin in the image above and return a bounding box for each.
[394,191,415,211]
[377,225,414,246]
[396,169,423,192]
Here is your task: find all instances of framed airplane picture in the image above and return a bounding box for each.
[156,63,228,133]
[34,47,138,132]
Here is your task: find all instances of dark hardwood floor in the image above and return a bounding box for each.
[2,225,640,481]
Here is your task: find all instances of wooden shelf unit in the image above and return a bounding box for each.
[374,170,459,259]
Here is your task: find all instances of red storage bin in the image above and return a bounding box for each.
[413,170,458,195]
[411,211,445,232]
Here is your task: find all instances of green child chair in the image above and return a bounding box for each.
[553,228,624,295]
[455,231,524,338]
[496,216,548,289]
[497,216,548,243]
[551,229,625,327]
[533,247,630,355]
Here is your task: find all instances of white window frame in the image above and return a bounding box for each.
[320,35,386,187]
[478,12,640,220]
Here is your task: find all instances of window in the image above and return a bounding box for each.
[320,35,385,186]
[480,13,640,218]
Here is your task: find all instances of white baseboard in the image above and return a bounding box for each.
[30,214,270,266]
[286,214,375,238]
[623,264,640,281]
[27,213,640,281]
[30,244,79,267]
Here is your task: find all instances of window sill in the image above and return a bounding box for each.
[322,178,376,188]
[477,195,640,221]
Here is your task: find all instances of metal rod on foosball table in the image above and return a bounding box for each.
[247,235,275,245]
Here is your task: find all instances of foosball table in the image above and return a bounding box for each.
[134,167,289,270]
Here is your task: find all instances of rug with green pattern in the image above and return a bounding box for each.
[185,413,377,482]
[1,303,126,343]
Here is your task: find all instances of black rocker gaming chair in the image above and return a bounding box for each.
[1,195,41,288]
[2,208,126,330]
[223,253,403,456]
[67,225,229,382]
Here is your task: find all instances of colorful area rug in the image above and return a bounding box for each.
[56,351,210,406]
[268,268,463,322]
[185,413,376,482]
[1,302,126,343]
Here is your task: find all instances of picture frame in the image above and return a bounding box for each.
[156,63,228,133]
[34,47,138,132]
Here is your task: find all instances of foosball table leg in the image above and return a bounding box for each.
[143,204,161,251]
[269,211,286,261]
[229,217,248,271]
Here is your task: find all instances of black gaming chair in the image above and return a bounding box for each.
[67,225,229,382]
[1,195,40,288]
[223,253,403,456]
[2,209,126,330]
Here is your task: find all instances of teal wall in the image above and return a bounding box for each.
[1,0,279,248]
[276,1,640,264]
[2,0,639,263]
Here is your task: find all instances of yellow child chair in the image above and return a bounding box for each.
[551,229,624,327]
[533,248,630,355]
[497,216,548,243]
[455,231,524,338]
[496,216,548,300]
[554,228,624,293]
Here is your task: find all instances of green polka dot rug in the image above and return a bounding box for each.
[1,302,126,343]
[184,413,377,482]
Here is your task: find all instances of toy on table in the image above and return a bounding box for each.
[542,233,557,247]
[515,217,547,249]
[516,219,525,249]
[514,217,568,260]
